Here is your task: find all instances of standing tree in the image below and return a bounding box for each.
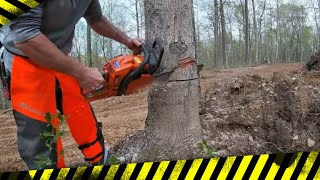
[252,0,258,63]
[214,0,220,66]
[113,0,203,163]
[142,0,203,162]
[87,25,93,67]
[244,0,250,65]
[220,0,227,67]
[135,0,140,38]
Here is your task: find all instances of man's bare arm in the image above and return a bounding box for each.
[16,34,84,77]
[15,34,104,94]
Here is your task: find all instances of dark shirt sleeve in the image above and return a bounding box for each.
[83,0,103,24]
[8,3,44,44]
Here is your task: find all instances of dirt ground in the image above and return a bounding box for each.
[0,63,316,172]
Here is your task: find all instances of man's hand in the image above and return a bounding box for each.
[126,38,143,55]
[78,67,106,95]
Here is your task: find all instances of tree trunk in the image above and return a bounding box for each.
[258,0,266,63]
[140,0,144,38]
[219,0,227,67]
[87,25,93,67]
[140,0,203,162]
[312,0,320,52]
[214,0,220,66]
[275,0,280,63]
[0,83,7,110]
[135,0,140,38]
[112,0,203,163]
[244,0,250,65]
[252,0,258,63]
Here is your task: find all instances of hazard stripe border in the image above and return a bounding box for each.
[0,1,320,180]
[0,151,319,179]
[0,0,43,27]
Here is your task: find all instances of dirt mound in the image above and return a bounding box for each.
[200,67,320,157]
[306,52,320,71]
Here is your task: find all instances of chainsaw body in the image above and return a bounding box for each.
[87,55,153,101]
[86,40,164,101]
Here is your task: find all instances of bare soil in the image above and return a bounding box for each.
[1,63,319,172]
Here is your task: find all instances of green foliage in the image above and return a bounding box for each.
[35,155,54,168]
[197,140,218,157]
[105,155,121,165]
[35,112,69,169]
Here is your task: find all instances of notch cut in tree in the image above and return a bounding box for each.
[112,0,203,163]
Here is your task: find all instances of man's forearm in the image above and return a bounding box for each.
[89,16,131,47]
[16,34,86,79]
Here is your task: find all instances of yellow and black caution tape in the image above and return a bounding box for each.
[0,1,320,180]
[0,0,41,27]
[0,151,319,179]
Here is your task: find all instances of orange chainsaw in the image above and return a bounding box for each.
[86,39,164,101]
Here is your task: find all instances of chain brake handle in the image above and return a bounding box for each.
[117,40,164,96]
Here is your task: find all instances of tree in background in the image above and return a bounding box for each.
[0,27,9,110]
[69,0,320,69]
[87,25,93,67]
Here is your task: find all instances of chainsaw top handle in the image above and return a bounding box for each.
[116,39,164,96]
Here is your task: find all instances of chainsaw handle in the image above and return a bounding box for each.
[117,43,150,96]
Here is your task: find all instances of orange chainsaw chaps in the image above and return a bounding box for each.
[11,56,66,168]
[55,73,104,164]
[11,56,57,122]
[11,56,103,168]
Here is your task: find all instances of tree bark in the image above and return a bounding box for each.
[135,0,140,38]
[252,0,258,63]
[275,0,280,63]
[244,0,250,65]
[87,25,93,67]
[214,0,220,66]
[219,0,227,67]
[112,0,203,163]
[258,0,266,63]
[140,0,203,162]
[0,83,7,110]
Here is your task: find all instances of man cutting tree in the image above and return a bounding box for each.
[0,0,142,170]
